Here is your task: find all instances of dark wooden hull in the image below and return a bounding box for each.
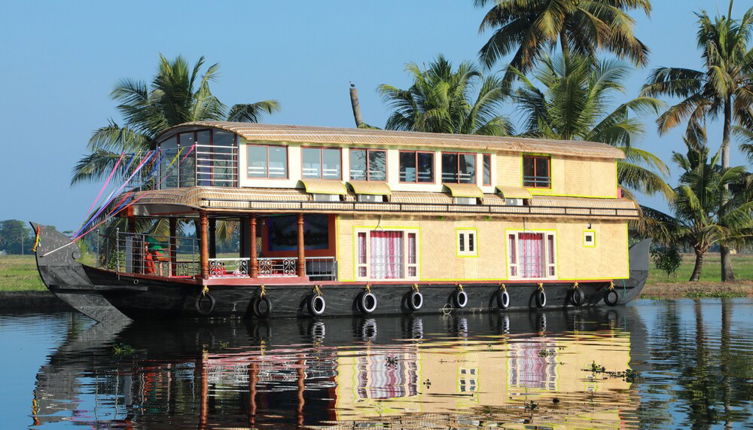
[82,265,643,320]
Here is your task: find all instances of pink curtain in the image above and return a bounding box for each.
[370,231,404,279]
[519,233,544,278]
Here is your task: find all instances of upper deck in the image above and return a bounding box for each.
[145,121,635,218]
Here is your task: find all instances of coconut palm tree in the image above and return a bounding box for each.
[512,55,672,198]
[641,2,753,280]
[378,55,513,135]
[671,147,753,281]
[72,54,279,184]
[473,0,651,84]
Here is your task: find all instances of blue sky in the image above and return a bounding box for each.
[0,0,750,231]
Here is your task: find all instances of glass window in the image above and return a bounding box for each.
[159,136,178,189]
[442,152,476,183]
[179,133,196,187]
[483,154,492,186]
[302,147,341,179]
[523,155,550,188]
[508,231,556,279]
[350,149,387,181]
[400,151,434,183]
[194,129,237,187]
[247,144,287,178]
[267,214,329,251]
[457,230,477,256]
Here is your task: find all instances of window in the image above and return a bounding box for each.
[442,152,476,183]
[523,155,550,188]
[302,147,341,179]
[584,231,596,247]
[350,149,386,181]
[158,128,234,189]
[507,231,556,279]
[267,214,329,251]
[457,229,477,257]
[399,151,434,183]
[355,229,419,280]
[247,144,287,178]
[483,154,492,186]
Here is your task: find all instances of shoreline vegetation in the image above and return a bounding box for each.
[2,254,751,299]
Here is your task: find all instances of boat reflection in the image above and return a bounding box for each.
[32,308,645,429]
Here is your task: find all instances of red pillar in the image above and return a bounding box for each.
[250,215,259,278]
[297,213,306,278]
[199,212,209,279]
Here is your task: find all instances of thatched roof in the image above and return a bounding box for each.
[157,121,625,160]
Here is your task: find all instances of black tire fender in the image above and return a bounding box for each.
[253,296,272,318]
[357,291,378,314]
[604,289,619,306]
[195,292,216,316]
[496,289,510,309]
[307,294,326,316]
[452,289,468,308]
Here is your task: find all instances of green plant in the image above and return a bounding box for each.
[650,245,682,278]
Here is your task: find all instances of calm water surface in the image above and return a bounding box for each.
[2,299,753,429]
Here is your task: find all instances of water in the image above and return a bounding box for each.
[2,299,753,429]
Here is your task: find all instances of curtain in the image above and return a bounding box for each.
[519,233,544,278]
[370,231,404,279]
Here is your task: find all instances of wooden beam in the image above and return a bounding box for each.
[200,212,209,279]
[297,213,305,277]
[250,215,259,278]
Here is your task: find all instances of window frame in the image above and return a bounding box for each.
[354,228,420,281]
[583,230,596,248]
[482,154,492,186]
[349,148,388,181]
[506,230,557,280]
[441,151,478,184]
[301,146,342,180]
[456,228,478,257]
[246,143,289,179]
[399,150,435,184]
[522,154,551,188]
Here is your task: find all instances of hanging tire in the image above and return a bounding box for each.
[495,290,510,310]
[252,296,272,318]
[407,290,424,311]
[569,288,585,307]
[195,292,216,316]
[604,289,619,306]
[534,289,547,308]
[357,291,378,314]
[307,294,326,316]
[452,290,468,308]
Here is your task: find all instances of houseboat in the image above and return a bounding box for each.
[33,121,648,321]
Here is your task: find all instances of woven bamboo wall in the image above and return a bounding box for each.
[336,216,629,282]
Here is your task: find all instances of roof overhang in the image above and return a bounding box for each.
[299,179,347,195]
[496,186,532,199]
[443,183,484,198]
[348,180,391,196]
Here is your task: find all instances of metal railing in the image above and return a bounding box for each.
[523,175,551,188]
[196,143,237,187]
[106,231,199,277]
[209,257,250,278]
[205,256,337,280]
[201,198,640,218]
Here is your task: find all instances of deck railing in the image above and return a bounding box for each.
[208,256,337,280]
[106,231,199,277]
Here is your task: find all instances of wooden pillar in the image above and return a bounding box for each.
[169,218,177,277]
[199,212,209,279]
[208,218,217,259]
[250,215,259,278]
[297,213,306,277]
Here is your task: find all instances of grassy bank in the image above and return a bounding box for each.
[0,255,46,291]
[647,252,753,285]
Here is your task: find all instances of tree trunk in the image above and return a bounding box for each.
[690,249,705,282]
[349,83,364,128]
[720,96,735,281]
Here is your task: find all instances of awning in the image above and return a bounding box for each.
[443,183,484,198]
[496,186,532,199]
[348,180,391,196]
[299,179,347,195]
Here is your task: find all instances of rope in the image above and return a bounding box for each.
[412,283,420,292]
[538,282,544,291]
[201,285,209,296]
[313,285,322,296]
[259,285,266,297]
[86,152,125,215]
[499,283,506,292]
[457,283,464,291]
[364,283,372,293]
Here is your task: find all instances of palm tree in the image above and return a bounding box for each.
[473,0,651,84]
[378,55,513,135]
[513,55,672,198]
[72,55,280,184]
[671,147,753,281]
[641,2,753,280]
